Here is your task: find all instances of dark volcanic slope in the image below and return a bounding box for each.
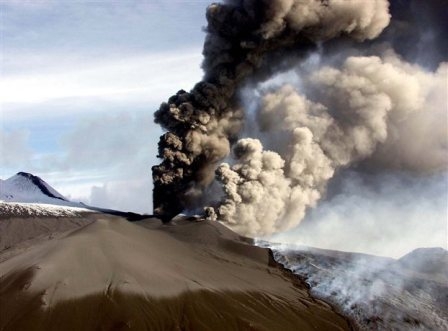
[273,246,448,331]
[15,172,67,201]
[0,213,352,331]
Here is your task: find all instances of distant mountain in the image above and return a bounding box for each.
[398,247,448,276]
[0,172,70,205]
[0,172,151,221]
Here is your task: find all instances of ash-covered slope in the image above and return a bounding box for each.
[398,247,448,276]
[0,172,69,204]
[0,214,352,331]
[270,245,448,331]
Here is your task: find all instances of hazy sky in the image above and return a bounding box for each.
[1,0,212,213]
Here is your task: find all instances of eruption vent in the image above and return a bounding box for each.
[152,0,391,218]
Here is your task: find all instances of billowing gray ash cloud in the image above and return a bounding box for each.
[217,57,446,236]
[211,1,447,237]
[152,0,391,218]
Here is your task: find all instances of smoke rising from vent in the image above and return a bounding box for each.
[152,0,391,217]
[215,54,447,236]
[152,0,446,242]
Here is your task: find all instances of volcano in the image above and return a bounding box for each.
[0,172,69,204]
[0,206,351,331]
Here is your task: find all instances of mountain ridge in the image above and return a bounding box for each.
[0,172,68,204]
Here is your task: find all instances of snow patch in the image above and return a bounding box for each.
[0,172,84,208]
[0,202,92,218]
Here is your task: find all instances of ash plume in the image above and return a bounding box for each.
[152,0,391,217]
[215,54,447,236]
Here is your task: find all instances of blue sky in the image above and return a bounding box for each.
[1,0,211,212]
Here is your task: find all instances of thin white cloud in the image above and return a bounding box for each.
[1,51,202,106]
[0,129,31,171]
[59,111,160,171]
[89,178,153,214]
[5,111,162,213]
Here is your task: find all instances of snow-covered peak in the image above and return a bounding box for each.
[0,172,69,205]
